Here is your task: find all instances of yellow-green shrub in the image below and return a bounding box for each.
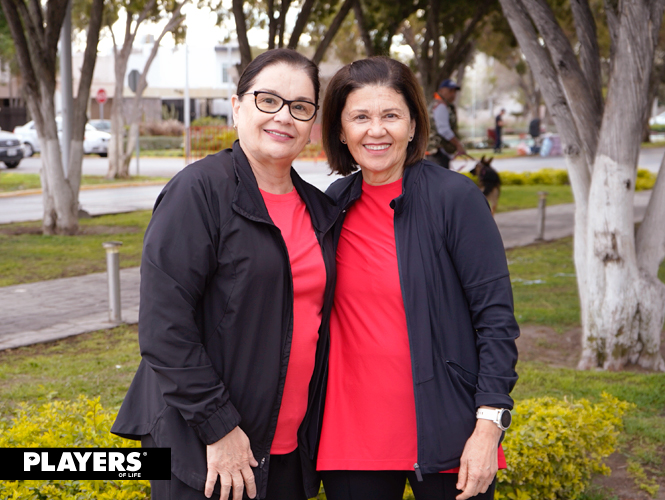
[465,167,656,190]
[495,393,633,500]
[0,396,149,499]
[635,169,657,191]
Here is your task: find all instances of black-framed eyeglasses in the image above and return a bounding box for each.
[241,91,318,121]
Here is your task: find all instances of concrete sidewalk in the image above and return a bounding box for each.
[0,191,652,351]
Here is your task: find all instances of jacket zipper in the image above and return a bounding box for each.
[393,203,424,481]
[414,462,423,482]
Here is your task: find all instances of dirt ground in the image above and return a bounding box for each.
[516,325,665,500]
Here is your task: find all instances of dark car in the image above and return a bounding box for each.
[0,129,24,168]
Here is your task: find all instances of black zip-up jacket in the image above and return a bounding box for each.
[325,159,519,475]
[112,142,338,499]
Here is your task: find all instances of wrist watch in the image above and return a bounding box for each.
[476,407,512,431]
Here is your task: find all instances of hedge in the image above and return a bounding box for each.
[0,397,149,499]
[0,394,631,500]
[495,393,632,500]
[463,168,657,190]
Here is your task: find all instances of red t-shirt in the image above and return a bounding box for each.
[317,179,506,472]
[261,187,326,455]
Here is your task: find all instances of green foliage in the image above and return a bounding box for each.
[0,396,150,499]
[190,126,238,154]
[136,136,183,150]
[191,116,228,127]
[635,169,657,191]
[464,168,656,190]
[495,394,633,500]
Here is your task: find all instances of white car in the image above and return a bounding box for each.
[649,111,665,126]
[0,129,24,168]
[13,118,110,157]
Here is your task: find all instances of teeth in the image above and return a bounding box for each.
[267,130,290,138]
[364,144,389,150]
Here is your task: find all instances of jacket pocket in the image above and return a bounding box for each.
[445,360,478,390]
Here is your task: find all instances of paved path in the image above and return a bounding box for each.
[0,190,653,351]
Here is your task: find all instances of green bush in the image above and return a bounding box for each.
[0,396,149,499]
[635,169,657,191]
[464,168,657,191]
[496,393,632,500]
[190,126,238,154]
[191,116,228,127]
[137,135,183,151]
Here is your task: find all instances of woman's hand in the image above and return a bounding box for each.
[204,426,259,500]
[455,417,502,500]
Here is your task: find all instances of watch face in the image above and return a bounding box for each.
[500,410,512,429]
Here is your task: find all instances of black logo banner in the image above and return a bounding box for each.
[0,448,171,480]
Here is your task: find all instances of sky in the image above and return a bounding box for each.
[96,2,296,55]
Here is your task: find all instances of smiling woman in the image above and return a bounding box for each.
[111,49,339,500]
[318,58,519,500]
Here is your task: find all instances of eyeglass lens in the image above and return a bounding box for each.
[255,92,316,121]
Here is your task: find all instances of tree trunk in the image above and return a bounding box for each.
[577,0,665,371]
[0,0,102,235]
[500,0,665,371]
[107,1,186,179]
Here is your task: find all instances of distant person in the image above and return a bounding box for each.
[494,109,505,153]
[529,117,541,155]
[112,48,338,500]
[428,79,466,169]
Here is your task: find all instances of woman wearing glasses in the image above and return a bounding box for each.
[112,49,338,500]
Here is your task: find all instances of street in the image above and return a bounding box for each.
[0,148,662,225]
[4,146,664,177]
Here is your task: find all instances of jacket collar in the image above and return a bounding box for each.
[231,141,339,233]
[337,159,425,214]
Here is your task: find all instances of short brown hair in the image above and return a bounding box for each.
[237,49,320,107]
[322,57,429,176]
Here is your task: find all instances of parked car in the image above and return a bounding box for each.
[649,111,665,126]
[88,119,111,132]
[13,118,111,157]
[0,129,24,168]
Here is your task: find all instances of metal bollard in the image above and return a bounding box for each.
[102,241,123,324]
[536,191,549,241]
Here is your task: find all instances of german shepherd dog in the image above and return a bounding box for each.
[470,156,501,215]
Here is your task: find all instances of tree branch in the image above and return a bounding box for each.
[569,0,603,114]
[353,0,373,56]
[277,0,291,47]
[232,0,252,72]
[312,0,354,65]
[73,0,104,139]
[523,0,601,164]
[287,0,316,50]
[636,152,665,275]
[0,0,41,124]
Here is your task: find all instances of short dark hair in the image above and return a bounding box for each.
[322,57,429,176]
[237,49,320,106]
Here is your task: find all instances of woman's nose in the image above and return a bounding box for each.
[367,119,385,136]
[273,104,294,123]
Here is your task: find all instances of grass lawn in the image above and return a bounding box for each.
[0,211,152,287]
[497,184,573,213]
[1,226,664,497]
[0,172,170,193]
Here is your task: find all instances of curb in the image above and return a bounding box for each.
[0,180,168,198]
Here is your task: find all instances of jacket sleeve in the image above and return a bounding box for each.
[138,166,242,445]
[443,175,519,410]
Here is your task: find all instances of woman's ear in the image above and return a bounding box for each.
[231,94,241,127]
